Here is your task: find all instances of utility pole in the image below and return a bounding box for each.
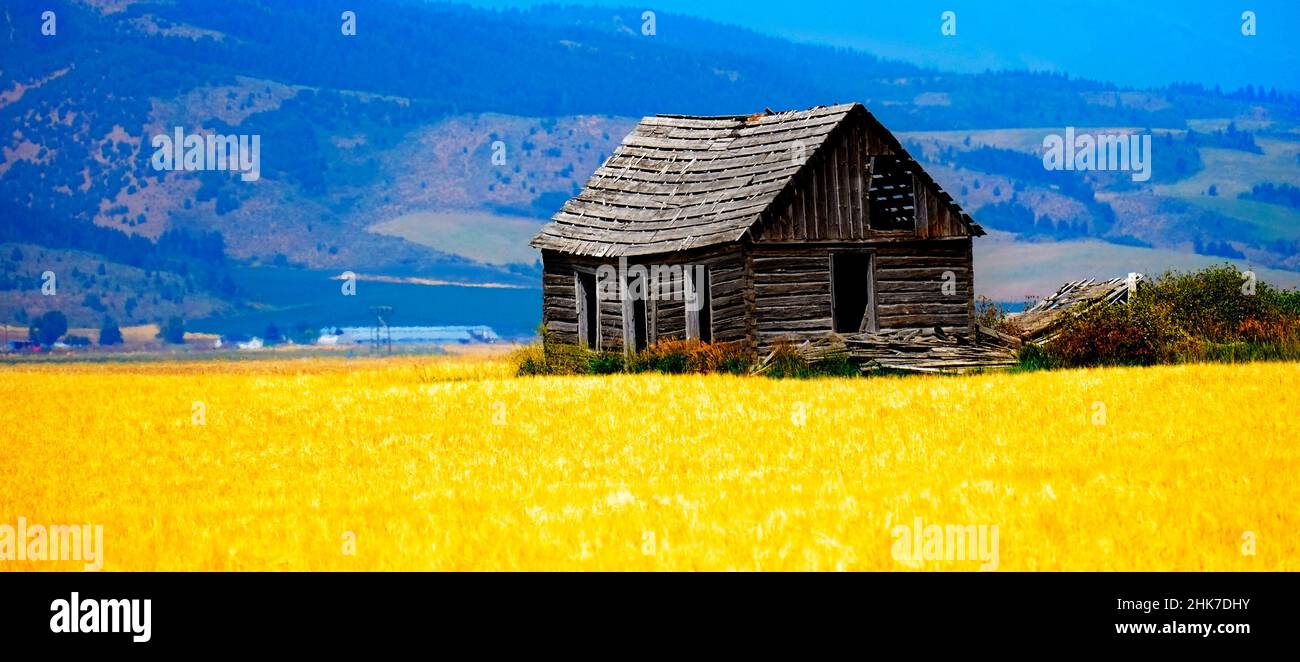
[369,306,393,356]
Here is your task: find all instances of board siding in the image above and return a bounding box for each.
[541,248,747,351]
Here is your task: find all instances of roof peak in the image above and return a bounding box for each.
[654,102,861,121]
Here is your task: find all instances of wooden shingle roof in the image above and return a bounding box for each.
[530,103,977,257]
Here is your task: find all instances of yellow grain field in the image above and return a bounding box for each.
[1,357,1296,571]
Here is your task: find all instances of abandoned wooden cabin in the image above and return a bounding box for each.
[530,102,985,354]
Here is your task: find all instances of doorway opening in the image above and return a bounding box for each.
[575,270,598,349]
[626,273,649,352]
[832,252,876,333]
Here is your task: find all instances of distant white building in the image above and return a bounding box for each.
[316,331,354,346]
[329,325,499,345]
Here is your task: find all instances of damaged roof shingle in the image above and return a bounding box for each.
[530,103,977,257]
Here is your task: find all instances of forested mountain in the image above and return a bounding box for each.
[2,0,1297,329]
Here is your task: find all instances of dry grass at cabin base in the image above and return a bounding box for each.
[1,356,1296,571]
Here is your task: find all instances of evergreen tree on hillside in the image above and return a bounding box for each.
[159,316,186,344]
[99,318,124,346]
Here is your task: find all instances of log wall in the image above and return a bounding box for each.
[873,238,974,335]
[749,238,974,349]
[541,248,748,351]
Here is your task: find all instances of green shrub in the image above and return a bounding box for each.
[716,353,753,375]
[588,352,625,374]
[1014,343,1056,371]
[1143,265,1282,341]
[512,327,591,376]
[1042,264,1300,367]
[627,345,691,373]
[512,343,548,376]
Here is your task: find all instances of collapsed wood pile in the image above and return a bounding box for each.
[750,274,1145,375]
[753,331,1015,374]
[1012,274,1144,344]
[752,334,850,374]
[844,329,1018,373]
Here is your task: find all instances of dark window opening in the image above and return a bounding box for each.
[576,271,598,349]
[687,267,712,343]
[627,274,649,352]
[867,156,917,231]
[832,253,875,333]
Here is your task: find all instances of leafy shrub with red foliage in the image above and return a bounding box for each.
[515,331,755,376]
[626,339,753,374]
[1048,299,1188,366]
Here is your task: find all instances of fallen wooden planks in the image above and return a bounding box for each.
[1012,273,1145,342]
[751,328,1020,374]
[844,329,1018,374]
[752,334,849,374]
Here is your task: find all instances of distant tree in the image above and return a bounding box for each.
[291,322,318,345]
[1207,184,1218,197]
[215,189,240,215]
[264,323,282,345]
[29,310,68,346]
[1240,182,1300,208]
[159,316,186,344]
[82,293,107,312]
[99,318,123,346]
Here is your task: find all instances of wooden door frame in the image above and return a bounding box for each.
[828,248,878,334]
[573,269,601,350]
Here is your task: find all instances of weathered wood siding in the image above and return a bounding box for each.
[540,251,598,345]
[749,238,973,348]
[541,248,748,351]
[754,112,969,243]
[639,248,748,344]
[750,246,834,348]
[874,238,974,335]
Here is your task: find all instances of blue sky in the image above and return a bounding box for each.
[462,0,1300,93]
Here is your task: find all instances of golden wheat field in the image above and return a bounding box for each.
[1,357,1297,571]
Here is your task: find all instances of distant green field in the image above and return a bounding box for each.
[906,126,1300,245]
[1152,138,1300,242]
[1180,196,1300,241]
[368,210,545,266]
